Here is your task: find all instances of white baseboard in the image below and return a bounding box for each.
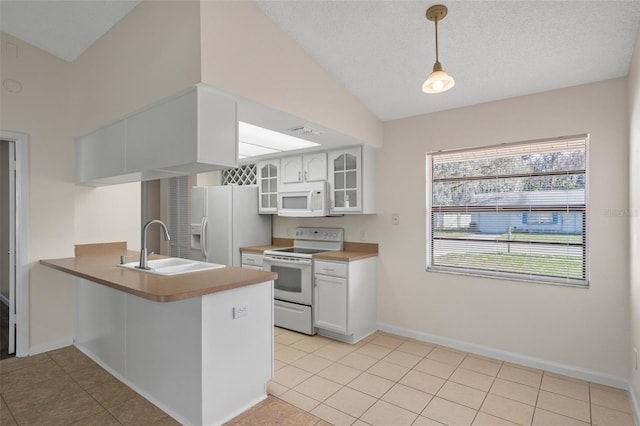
[377,322,628,390]
[628,384,640,426]
[28,337,74,356]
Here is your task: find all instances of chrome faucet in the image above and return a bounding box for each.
[138,219,170,270]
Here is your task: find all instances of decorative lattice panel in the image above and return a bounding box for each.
[222,164,257,185]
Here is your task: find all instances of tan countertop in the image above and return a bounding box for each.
[241,241,378,262]
[41,242,277,303]
[312,250,377,261]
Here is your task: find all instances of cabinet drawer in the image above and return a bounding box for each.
[241,253,264,267]
[314,260,347,278]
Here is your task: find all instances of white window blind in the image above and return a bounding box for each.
[167,176,190,259]
[427,136,588,286]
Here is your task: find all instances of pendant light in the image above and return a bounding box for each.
[422,4,455,94]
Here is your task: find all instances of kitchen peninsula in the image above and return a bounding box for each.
[40,242,277,426]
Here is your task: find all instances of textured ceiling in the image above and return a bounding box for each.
[255,0,640,121]
[0,1,140,62]
[1,1,639,122]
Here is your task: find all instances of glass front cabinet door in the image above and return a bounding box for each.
[257,160,279,214]
[328,147,362,213]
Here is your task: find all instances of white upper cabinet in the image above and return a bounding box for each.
[75,85,238,186]
[257,160,279,214]
[75,120,126,182]
[328,146,376,214]
[125,88,197,174]
[280,152,327,184]
[304,152,328,182]
[280,156,303,184]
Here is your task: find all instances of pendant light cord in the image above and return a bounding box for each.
[434,18,439,63]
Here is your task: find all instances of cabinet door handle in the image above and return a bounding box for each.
[305,170,308,180]
[298,171,301,181]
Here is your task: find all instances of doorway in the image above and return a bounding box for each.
[1,140,15,359]
[0,132,29,358]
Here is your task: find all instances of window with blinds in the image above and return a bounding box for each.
[426,136,588,286]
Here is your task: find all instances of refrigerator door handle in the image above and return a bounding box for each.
[201,216,208,261]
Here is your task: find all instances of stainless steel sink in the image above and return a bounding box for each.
[119,258,225,276]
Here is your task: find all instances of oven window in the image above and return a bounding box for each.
[272,265,303,293]
[282,196,307,209]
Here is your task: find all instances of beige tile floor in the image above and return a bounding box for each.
[263,327,636,426]
[0,328,636,426]
[0,345,180,425]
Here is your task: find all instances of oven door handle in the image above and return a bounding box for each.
[264,257,312,266]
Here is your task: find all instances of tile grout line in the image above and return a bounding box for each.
[589,380,593,426]
[468,352,499,426]
[342,338,427,423]
[0,393,19,425]
[45,350,128,425]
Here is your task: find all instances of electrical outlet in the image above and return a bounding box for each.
[392,213,400,226]
[233,305,248,319]
[360,230,366,241]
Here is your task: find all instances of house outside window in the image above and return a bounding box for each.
[426,136,588,286]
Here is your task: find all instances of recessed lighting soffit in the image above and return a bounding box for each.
[238,122,320,159]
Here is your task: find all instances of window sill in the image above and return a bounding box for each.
[426,265,589,289]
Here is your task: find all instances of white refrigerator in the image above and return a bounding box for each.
[190,185,271,266]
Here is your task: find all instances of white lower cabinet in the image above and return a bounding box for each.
[313,257,377,344]
[314,274,348,334]
[241,252,264,270]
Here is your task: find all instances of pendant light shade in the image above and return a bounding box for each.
[423,64,455,94]
[423,5,455,94]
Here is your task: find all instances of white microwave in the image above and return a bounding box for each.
[277,181,329,217]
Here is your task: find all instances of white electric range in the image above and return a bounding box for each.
[263,227,344,334]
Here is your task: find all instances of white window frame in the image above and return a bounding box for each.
[426,135,589,287]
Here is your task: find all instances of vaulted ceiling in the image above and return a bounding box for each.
[2,1,639,121]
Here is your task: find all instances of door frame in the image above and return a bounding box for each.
[1,131,30,357]
[6,140,16,353]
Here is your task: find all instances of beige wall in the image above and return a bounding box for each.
[0,0,203,352]
[275,78,630,381]
[628,25,640,409]
[0,141,8,301]
[0,32,76,350]
[199,0,383,148]
[71,0,202,251]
